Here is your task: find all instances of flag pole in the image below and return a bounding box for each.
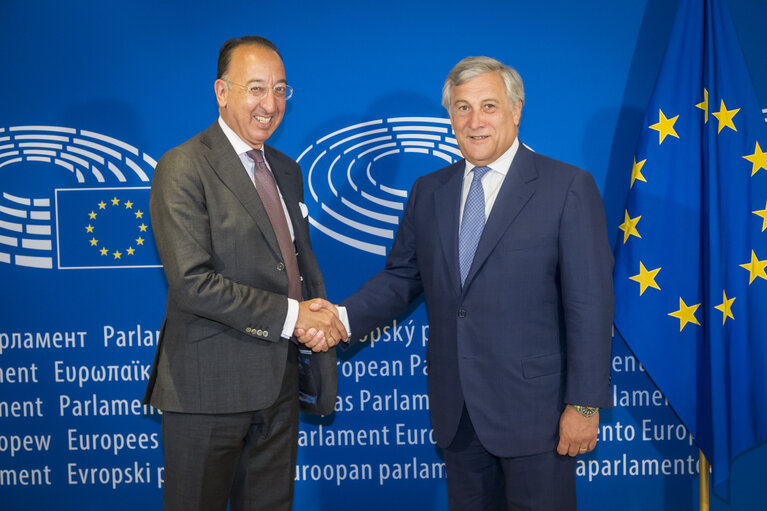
[699,450,709,511]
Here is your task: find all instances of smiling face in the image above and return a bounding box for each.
[448,71,522,167]
[214,44,286,149]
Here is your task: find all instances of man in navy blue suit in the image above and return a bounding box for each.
[304,56,614,510]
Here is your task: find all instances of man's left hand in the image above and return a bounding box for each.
[556,405,599,456]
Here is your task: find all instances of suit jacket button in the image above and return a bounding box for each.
[246,327,252,333]
[457,308,467,318]
[263,330,269,337]
[256,329,263,336]
[277,262,285,271]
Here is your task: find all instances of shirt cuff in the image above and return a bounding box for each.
[337,306,351,338]
[281,298,299,339]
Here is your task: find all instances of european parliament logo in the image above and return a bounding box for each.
[0,125,159,269]
[297,117,461,256]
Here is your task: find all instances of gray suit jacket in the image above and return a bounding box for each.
[144,121,337,415]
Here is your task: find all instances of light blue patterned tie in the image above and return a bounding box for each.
[459,166,491,285]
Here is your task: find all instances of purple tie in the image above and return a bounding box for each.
[247,149,303,301]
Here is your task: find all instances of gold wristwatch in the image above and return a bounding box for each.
[570,404,599,417]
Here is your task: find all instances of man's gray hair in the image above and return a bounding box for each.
[441,56,525,110]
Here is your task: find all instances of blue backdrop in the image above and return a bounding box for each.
[1,1,766,509]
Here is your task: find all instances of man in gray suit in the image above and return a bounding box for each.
[144,35,346,511]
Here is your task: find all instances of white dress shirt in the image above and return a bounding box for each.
[217,117,299,339]
[459,137,520,225]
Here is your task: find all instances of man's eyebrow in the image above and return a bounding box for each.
[454,96,500,103]
[245,78,288,85]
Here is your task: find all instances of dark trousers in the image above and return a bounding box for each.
[160,344,299,511]
[444,406,577,511]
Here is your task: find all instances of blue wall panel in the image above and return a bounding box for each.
[1,1,765,509]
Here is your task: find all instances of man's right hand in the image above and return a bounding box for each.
[294,299,346,352]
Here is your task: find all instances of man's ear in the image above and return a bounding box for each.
[214,79,228,109]
[512,100,523,127]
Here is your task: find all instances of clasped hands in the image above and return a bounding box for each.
[294,299,347,352]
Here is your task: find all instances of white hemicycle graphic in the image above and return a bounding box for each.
[0,191,53,268]
[0,125,157,269]
[297,117,462,256]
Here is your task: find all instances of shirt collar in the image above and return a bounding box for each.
[218,116,264,159]
[463,137,520,177]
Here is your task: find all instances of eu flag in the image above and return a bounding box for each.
[55,187,160,269]
[613,0,767,496]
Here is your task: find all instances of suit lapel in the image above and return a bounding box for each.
[433,161,466,293]
[201,122,282,259]
[463,144,537,291]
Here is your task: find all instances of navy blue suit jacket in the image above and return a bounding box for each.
[342,144,614,457]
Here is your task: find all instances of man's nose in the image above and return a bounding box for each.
[468,109,483,128]
[259,88,278,111]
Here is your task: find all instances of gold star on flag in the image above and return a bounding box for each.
[139,223,148,232]
[100,247,109,256]
[649,109,680,144]
[753,200,767,232]
[124,201,133,209]
[136,237,145,245]
[630,157,647,188]
[89,211,97,220]
[89,237,98,246]
[135,210,144,219]
[739,250,767,284]
[668,297,701,332]
[712,99,739,133]
[111,197,120,206]
[743,141,767,177]
[695,89,709,123]
[126,247,135,255]
[714,290,735,325]
[618,210,642,243]
[98,201,107,210]
[113,250,122,259]
[629,262,661,295]
[86,224,94,233]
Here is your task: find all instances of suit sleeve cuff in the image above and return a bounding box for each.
[337,306,351,338]
[281,298,299,339]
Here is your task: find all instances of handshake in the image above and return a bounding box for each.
[293,298,348,352]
